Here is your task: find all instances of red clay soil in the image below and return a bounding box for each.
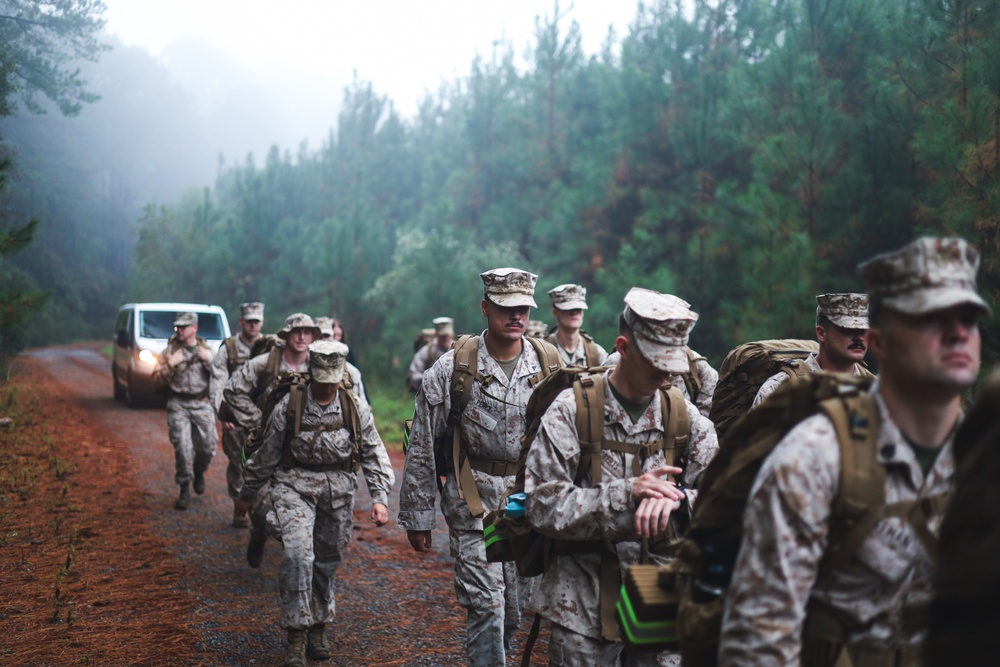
[0,344,548,666]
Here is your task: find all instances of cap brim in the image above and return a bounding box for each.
[827,316,869,329]
[311,367,345,384]
[553,300,588,311]
[488,294,537,308]
[277,327,322,340]
[243,316,263,322]
[880,287,991,316]
[633,338,690,374]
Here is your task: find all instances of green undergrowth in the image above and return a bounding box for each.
[367,379,415,451]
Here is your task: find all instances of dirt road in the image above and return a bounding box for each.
[4,343,543,666]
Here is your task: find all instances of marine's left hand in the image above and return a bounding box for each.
[370,503,389,526]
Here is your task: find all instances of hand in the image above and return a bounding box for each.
[370,503,389,526]
[634,496,682,538]
[168,350,185,366]
[196,347,213,362]
[407,530,432,553]
[234,498,252,517]
[632,466,685,503]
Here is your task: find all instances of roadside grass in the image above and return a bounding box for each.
[367,379,414,450]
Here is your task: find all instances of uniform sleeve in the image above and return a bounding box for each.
[238,393,290,500]
[696,358,719,418]
[397,356,451,532]
[594,342,610,366]
[524,390,637,542]
[718,415,839,667]
[357,399,395,507]
[348,363,370,409]
[752,372,787,408]
[224,355,264,429]
[212,344,230,412]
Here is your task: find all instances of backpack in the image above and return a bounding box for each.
[707,339,818,439]
[441,333,561,518]
[242,370,310,465]
[153,335,212,396]
[484,367,692,648]
[617,372,948,663]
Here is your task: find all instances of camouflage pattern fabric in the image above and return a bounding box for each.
[752,352,868,407]
[719,382,954,666]
[213,334,256,498]
[523,369,718,661]
[545,333,609,369]
[548,623,682,666]
[603,349,718,418]
[240,385,394,630]
[406,342,448,394]
[154,339,219,486]
[398,332,551,667]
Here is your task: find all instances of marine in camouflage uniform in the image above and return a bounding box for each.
[544,283,609,368]
[399,268,562,667]
[236,340,394,667]
[152,311,220,510]
[752,293,871,407]
[406,316,454,394]
[315,316,370,405]
[213,301,265,526]
[525,288,719,667]
[604,345,719,419]
[720,237,988,666]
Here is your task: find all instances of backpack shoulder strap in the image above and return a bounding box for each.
[339,385,362,470]
[572,371,606,486]
[819,392,883,573]
[682,347,704,400]
[526,336,562,386]
[450,334,488,517]
[278,380,309,468]
[660,386,691,477]
[225,336,240,373]
[782,357,811,382]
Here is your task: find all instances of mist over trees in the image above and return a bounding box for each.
[2,0,1000,382]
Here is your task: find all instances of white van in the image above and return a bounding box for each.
[112,302,231,407]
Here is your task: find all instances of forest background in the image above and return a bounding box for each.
[1,0,999,386]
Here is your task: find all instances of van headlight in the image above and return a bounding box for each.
[137,349,158,365]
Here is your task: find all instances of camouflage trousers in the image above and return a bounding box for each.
[451,527,533,667]
[220,424,246,499]
[268,476,355,630]
[547,622,681,667]
[166,398,217,487]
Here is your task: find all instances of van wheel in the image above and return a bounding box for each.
[125,371,144,408]
[112,368,126,401]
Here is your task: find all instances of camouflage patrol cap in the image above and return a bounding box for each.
[858,237,990,315]
[314,317,335,339]
[481,268,538,308]
[174,312,198,327]
[308,340,349,384]
[240,302,264,321]
[623,288,698,374]
[432,317,454,336]
[526,320,549,338]
[276,313,322,341]
[548,283,589,310]
[816,293,868,329]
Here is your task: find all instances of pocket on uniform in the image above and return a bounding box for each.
[463,403,499,432]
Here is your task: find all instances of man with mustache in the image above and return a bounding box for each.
[752,292,871,407]
[399,267,561,667]
[720,237,987,666]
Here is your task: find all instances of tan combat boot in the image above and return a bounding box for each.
[284,628,307,667]
[307,623,330,659]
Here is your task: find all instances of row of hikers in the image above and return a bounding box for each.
[151,234,987,666]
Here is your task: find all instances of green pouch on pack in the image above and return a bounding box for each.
[617,563,682,652]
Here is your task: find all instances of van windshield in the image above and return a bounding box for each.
[139,311,226,341]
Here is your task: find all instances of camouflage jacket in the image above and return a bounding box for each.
[720,382,954,665]
[153,335,218,402]
[604,348,718,418]
[212,334,255,411]
[406,342,448,394]
[523,369,719,639]
[398,331,556,535]
[239,385,394,508]
[545,332,609,368]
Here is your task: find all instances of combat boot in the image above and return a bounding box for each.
[193,469,205,495]
[232,506,250,528]
[284,628,307,667]
[246,524,266,568]
[307,624,330,659]
[173,483,190,510]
